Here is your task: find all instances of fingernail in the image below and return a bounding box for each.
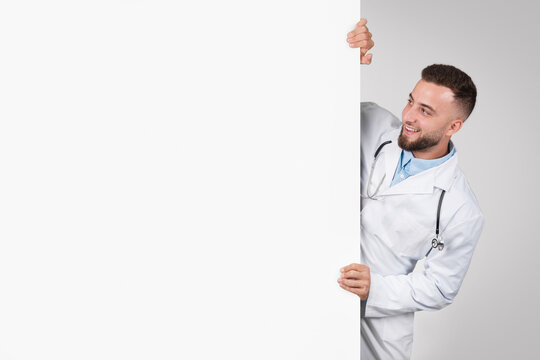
[340,268,344,272]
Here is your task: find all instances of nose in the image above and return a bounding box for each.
[402,105,414,124]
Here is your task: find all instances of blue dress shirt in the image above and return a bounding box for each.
[390,142,456,187]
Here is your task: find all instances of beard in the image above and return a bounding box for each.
[397,125,446,152]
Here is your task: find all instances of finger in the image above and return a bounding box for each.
[341,278,367,288]
[339,282,368,300]
[341,263,362,272]
[341,263,368,273]
[359,39,375,54]
[339,274,369,287]
[349,25,369,36]
[365,39,375,52]
[347,32,372,43]
[361,53,373,65]
[338,282,361,295]
[348,39,374,52]
[356,18,367,27]
[347,25,368,39]
[341,264,356,272]
[343,269,365,279]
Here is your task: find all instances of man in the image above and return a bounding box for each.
[337,19,484,359]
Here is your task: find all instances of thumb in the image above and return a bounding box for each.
[361,53,373,65]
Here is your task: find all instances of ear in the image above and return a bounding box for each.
[446,119,463,136]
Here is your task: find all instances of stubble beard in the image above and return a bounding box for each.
[397,125,445,152]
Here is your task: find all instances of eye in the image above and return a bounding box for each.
[407,99,413,105]
[422,108,431,116]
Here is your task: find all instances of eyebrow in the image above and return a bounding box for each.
[409,93,437,114]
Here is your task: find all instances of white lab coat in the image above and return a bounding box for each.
[359,102,484,360]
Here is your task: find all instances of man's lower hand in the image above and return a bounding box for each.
[338,263,371,301]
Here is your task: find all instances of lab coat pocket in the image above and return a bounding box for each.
[380,209,432,260]
[381,313,414,358]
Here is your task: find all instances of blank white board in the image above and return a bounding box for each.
[0,1,361,359]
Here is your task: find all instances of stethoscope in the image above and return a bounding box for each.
[362,140,446,254]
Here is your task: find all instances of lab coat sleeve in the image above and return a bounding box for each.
[362,214,484,318]
[361,102,401,153]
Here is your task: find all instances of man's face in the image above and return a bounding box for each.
[398,79,460,152]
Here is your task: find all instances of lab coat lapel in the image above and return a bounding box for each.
[381,168,435,195]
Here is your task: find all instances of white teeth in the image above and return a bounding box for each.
[405,126,419,132]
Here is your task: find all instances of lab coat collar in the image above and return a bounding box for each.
[379,130,459,196]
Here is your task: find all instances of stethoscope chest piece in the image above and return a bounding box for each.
[432,238,444,251]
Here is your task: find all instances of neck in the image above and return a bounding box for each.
[412,141,451,160]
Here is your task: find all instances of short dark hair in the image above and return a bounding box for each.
[421,64,477,120]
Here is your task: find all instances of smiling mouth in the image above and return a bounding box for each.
[404,125,420,133]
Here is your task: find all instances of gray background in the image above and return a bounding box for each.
[361,0,540,358]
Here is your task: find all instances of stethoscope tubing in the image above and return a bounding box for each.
[362,140,446,255]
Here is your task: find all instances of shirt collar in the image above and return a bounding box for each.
[401,141,456,174]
